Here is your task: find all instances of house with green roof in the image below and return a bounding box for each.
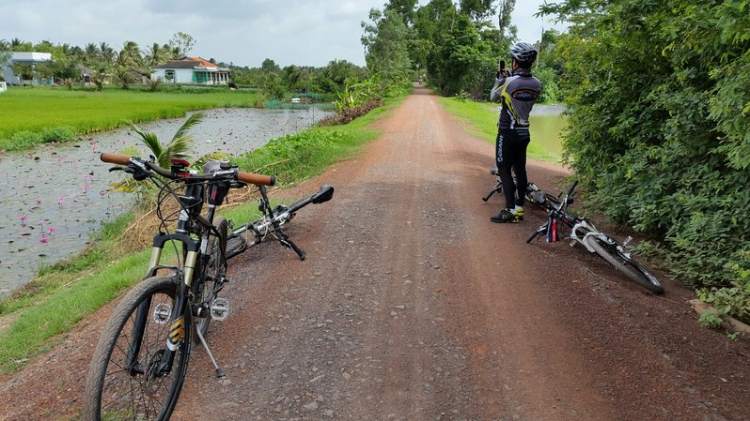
[151,56,230,85]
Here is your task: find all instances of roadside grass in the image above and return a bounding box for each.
[0,87,262,151]
[438,97,559,163]
[0,93,405,374]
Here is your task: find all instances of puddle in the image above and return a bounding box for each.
[0,107,332,296]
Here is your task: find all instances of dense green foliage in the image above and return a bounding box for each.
[541,0,750,321]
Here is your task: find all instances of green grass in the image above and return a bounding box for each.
[0,92,406,374]
[0,87,262,151]
[438,97,559,163]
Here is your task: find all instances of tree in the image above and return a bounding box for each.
[144,43,169,67]
[386,0,418,26]
[283,65,302,91]
[261,58,281,73]
[117,41,143,68]
[361,8,412,82]
[169,32,196,57]
[50,60,81,89]
[100,42,116,65]
[460,0,497,22]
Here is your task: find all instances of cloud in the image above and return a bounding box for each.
[1,0,567,68]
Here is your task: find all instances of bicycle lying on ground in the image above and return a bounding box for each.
[525,180,663,294]
[83,153,334,421]
[482,166,558,208]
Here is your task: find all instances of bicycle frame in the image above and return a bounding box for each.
[128,181,217,378]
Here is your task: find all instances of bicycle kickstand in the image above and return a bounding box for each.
[274,226,306,260]
[482,183,502,202]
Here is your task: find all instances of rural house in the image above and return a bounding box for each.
[1,52,53,86]
[151,56,230,85]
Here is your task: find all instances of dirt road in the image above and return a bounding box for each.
[2,86,750,421]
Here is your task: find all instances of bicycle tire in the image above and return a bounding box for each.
[194,218,228,341]
[584,235,664,293]
[83,275,191,421]
[226,235,246,256]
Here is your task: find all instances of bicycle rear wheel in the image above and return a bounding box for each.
[584,235,663,293]
[83,275,191,421]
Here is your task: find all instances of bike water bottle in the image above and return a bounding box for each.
[551,219,558,242]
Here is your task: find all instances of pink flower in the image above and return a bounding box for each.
[48,227,57,234]
[19,215,27,226]
[39,220,46,226]
[35,198,42,205]
[39,237,49,244]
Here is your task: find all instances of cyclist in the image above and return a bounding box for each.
[489,42,541,223]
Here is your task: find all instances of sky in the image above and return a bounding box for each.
[0,0,567,68]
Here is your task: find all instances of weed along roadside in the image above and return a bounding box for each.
[0,92,407,374]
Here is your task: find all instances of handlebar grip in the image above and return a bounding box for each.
[566,180,579,197]
[100,153,132,166]
[238,171,275,186]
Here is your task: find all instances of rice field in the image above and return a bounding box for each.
[0,86,262,150]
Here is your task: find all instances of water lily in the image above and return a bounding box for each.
[19,215,27,226]
[39,236,49,244]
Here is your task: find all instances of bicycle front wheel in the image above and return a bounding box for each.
[83,274,191,421]
[584,235,664,294]
[194,217,228,341]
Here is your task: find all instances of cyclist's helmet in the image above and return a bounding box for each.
[509,42,538,67]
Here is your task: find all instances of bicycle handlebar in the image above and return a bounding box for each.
[100,153,276,186]
[565,180,578,198]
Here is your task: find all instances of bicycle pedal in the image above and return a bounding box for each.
[153,303,172,325]
[211,298,230,321]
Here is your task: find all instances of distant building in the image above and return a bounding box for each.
[0,52,53,86]
[151,56,230,85]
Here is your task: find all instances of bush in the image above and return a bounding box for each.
[40,126,76,144]
[544,0,750,320]
[318,99,384,126]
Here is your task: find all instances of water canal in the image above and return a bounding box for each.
[0,107,332,296]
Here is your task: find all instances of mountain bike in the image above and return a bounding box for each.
[525,180,663,294]
[83,153,333,421]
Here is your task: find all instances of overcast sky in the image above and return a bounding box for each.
[1,0,567,68]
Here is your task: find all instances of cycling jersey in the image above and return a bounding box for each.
[490,70,541,130]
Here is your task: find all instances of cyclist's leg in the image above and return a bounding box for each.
[496,130,516,210]
[511,130,531,207]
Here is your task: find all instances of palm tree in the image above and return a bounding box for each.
[128,112,203,168]
[100,42,116,65]
[118,41,143,68]
[113,113,227,196]
[84,43,99,64]
[114,66,133,89]
[144,43,168,67]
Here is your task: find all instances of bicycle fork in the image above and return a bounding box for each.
[127,240,226,379]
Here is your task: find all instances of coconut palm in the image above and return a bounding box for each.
[84,43,99,64]
[144,43,169,67]
[100,42,116,65]
[113,112,227,198]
